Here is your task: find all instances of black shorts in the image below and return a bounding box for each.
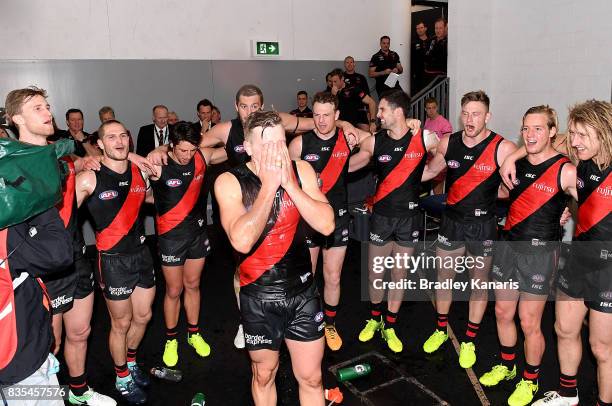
[369,212,423,247]
[558,246,612,313]
[240,283,324,351]
[45,267,77,315]
[437,215,497,257]
[45,250,95,314]
[306,210,349,249]
[492,240,559,295]
[74,251,95,300]
[158,230,211,266]
[96,245,156,301]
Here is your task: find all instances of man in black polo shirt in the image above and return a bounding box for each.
[411,21,431,94]
[344,56,371,126]
[424,18,448,85]
[344,56,370,95]
[369,35,404,97]
[51,109,99,157]
[330,69,377,133]
[289,91,313,118]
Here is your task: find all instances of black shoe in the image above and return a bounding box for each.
[116,377,147,404]
[127,363,150,388]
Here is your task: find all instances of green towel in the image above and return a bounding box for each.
[0,138,75,228]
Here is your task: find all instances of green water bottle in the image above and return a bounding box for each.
[191,392,206,406]
[336,363,372,382]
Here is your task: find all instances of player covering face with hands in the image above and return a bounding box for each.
[215,111,333,406]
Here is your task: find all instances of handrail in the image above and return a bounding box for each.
[409,76,450,123]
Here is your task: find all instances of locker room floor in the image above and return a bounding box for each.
[59,225,599,406]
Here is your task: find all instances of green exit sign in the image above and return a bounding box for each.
[254,41,280,56]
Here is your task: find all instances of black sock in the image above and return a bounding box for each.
[436,312,448,332]
[126,348,137,364]
[324,302,338,325]
[187,322,199,337]
[166,326,178,340]
[499,344,516,369]
[523,363,540,384]
[385,310,398,327]
[597,398,612,406]
[114,363,129,379]
[370,302,383,319]
[558,373,577,398]
[68,373,88,396]
[464,320,480,342]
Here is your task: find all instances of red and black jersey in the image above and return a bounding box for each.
[86,162,146,254]
[575,159,611,241]
[504,154,570,242]
[230,164,311,299]
[57,156,78,238]
[337,85,367,126]
[300,128,350,213]
[56,157,86,254]
[225,118,250,167]
[371,129,427,217]
[445,131,504,222]
[151,151,207,239]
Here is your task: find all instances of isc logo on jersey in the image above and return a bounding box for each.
[304,154,319,162]
[378,155,392,163]
[166,179,182,187]
[99,190,118,200]
[447,160,460,169]
[577,178,584,189]
[234,144,245,153]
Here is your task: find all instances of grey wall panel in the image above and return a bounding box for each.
[1,60,374,136]
[0,60,216,136]
[209,60,374,115]
[1,59,374,244]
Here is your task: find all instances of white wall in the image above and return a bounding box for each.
[447,0,493,133]
[448,0,612,141]
[1,0,405,62]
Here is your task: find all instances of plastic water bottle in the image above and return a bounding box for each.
[149,366,182,382]
[336,363,372,381]
[191,392,206,406]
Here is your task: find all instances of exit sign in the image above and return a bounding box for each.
[253,41,280,56]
